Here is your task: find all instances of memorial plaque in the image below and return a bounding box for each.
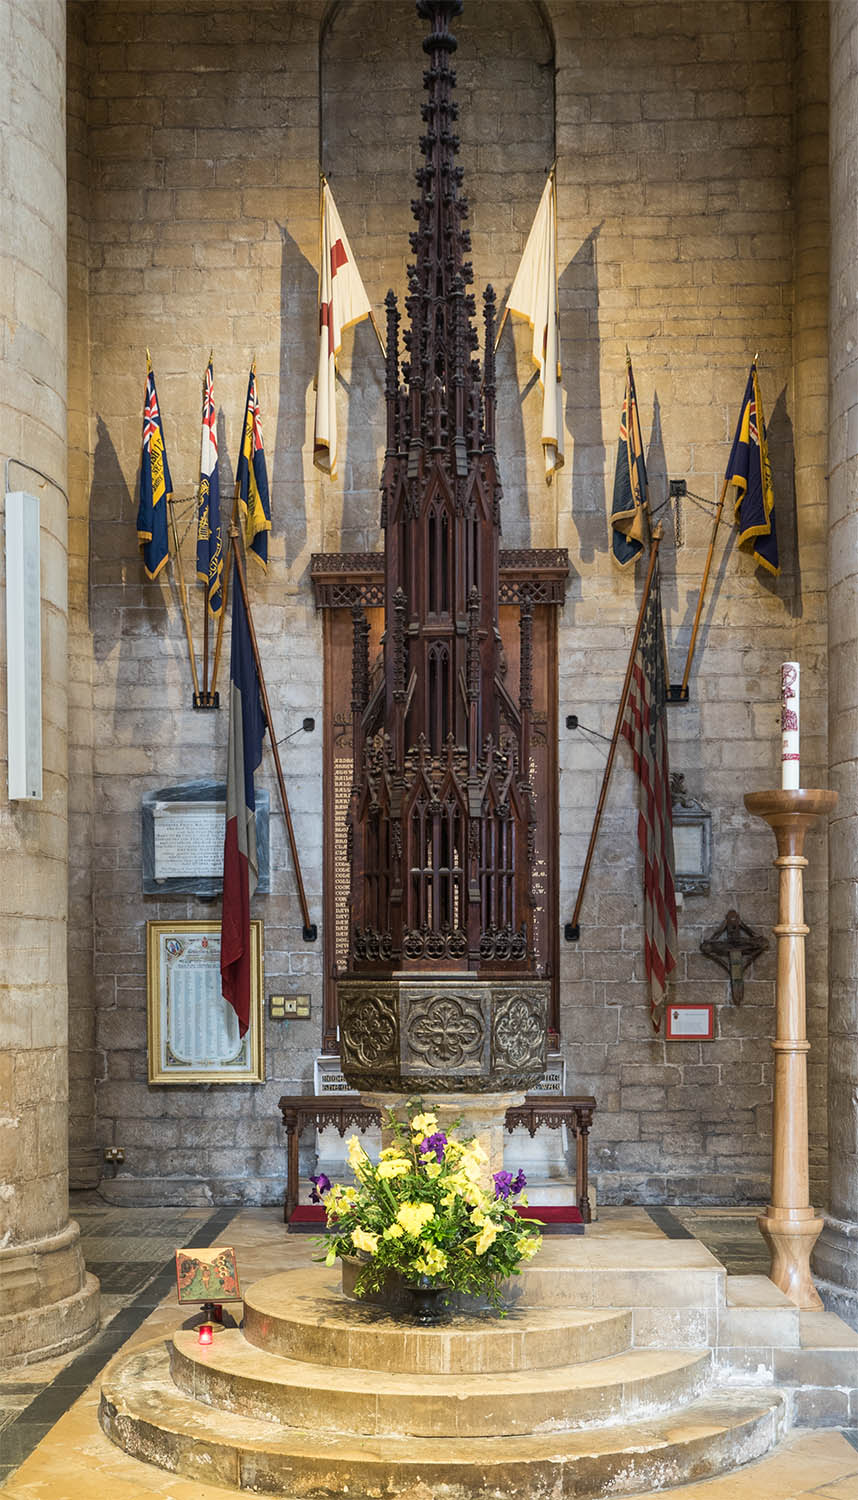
[147,920,264,1083]
[529,1052,566,1095]
[142,780,270,899]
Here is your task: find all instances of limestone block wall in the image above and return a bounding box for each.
[0,0,98,1362]
[70,0,830,1206]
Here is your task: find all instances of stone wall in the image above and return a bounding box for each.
[69,0,830,1207]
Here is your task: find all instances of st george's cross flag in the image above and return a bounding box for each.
[726,360,779,576]
[196,356,223,616]
[220,558,267,1036]
[504,172,565,481]
[620,560,678,1030]
[136,355,173,580]
[610,354,649,569]
[236,364,271,570]
[313,179,372,479]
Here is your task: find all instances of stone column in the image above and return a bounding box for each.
[814,0,858,1327]
[0,0,99,1362]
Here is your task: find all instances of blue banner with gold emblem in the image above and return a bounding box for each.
[610,356,648,569]
[196,356,223,616]
[726,362,778,576]
[237,365,271,570]
[136,356,173,581]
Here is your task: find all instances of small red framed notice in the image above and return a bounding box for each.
[665,1004,714,1040]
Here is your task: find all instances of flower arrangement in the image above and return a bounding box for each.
[312,1107,541,1310]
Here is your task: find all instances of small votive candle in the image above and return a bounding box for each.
[780,661,800,790]
[198,1323,214,1345]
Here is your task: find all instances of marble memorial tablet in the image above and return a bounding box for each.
[142,779,269,898]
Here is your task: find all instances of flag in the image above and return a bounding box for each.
[220,559,267,1036]
[610,355,648,568]
[620,561,678,1030]
[726,361,779,576]
[313,179,372,479]
[136,355,172,580]
[505,172,564,481]
[196,356,223,616]
[237,364,271,569]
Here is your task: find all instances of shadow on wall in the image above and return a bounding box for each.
[276,223,316,573]
[340,317,385,553]
[766,388,801,620]
[561,225,606,566]
[646,391,681,625]
[493,317,531,550]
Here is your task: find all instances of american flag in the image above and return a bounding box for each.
[621,560,677,1029]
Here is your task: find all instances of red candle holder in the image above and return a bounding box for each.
[198,1323,214,1345]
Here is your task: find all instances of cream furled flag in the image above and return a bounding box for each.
[313,179,372,479]
[504,171,564,481]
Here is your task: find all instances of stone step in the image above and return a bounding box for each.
[243,1268,632,1372]
[170,1329,711,1436]
[512,1237,726,1314]
[99,1340,786,1500]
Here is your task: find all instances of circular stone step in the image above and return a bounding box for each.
[242,1267,632,1373]
[99,1338,787,1500]
[170,1330,711,1436]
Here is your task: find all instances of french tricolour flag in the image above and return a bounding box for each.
[220,559,267,1035]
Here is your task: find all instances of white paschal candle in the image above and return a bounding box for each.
[781,661,800,789]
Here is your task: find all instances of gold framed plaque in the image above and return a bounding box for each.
[146,920,264,1084]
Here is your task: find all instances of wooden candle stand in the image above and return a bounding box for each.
[744,788,837,1308]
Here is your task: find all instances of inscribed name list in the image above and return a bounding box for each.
[153,801,224,880]
[163,931,243,1069]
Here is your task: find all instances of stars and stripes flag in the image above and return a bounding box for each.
[313,179,372,479]
[196,356,223,616]
[620,559,678,1030]
[136,355,173,580]
[610,355,648,569]
[726,360,779,576]
[220,557,267,1036]
[237,364,271,569]
[504,171,565,481]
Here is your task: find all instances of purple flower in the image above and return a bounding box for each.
[493,1170,514,1199]
[493,1168,527,1200]
[309,1172,331,1204]
[419,1131,448,1164]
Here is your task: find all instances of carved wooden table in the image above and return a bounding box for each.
[277,1094,596,1224]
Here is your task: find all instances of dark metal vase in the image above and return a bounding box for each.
[407,1275,447,1325]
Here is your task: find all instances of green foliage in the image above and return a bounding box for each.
[314,1104,541,1311]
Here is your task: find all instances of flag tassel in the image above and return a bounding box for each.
[167,497,201,702]
[565,527,663,940]
[227,521,317,942]
[677,472,730,697]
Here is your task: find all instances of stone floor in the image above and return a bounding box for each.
[1,1198,856,1498]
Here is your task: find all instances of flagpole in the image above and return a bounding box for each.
[566,527,663,941]
[677,473,730,697]
[368,309,387,359]
[167,497,201,702]
[228,522,317,941]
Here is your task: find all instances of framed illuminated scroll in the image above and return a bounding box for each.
[146,920,264,1084]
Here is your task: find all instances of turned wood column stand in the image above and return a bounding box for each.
[744,788,837,1307]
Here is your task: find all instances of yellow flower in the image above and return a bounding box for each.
[519,1234,541,1260]
[423,1161,442,1179]
[415,1245,447,1276]
[347,1136,370,1177]
[380,1146,407,1160]
[396,1201,436,1237]
[409,1112,438,1136]
[475,1220,499,1255]
[352,1227,380,1255]
[377,1158,411,1179]
[469,1207,486,1228]
[383,1223,404,1240]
